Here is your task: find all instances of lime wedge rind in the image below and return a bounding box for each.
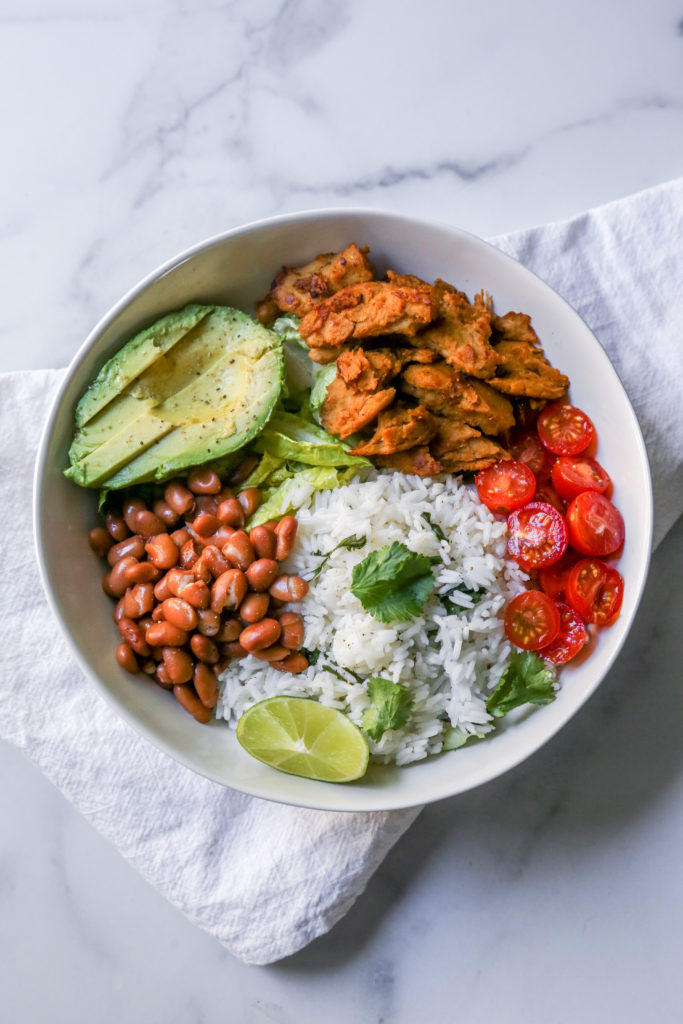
[236,696,369,784]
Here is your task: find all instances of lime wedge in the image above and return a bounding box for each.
[236,697,369,783]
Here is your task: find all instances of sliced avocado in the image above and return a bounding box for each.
[65,306,283,489]
[74,304,213,428]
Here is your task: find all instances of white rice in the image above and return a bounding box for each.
[215,472,529,765]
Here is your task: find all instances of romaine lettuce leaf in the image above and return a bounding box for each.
[309,364,337,422]
[253,411,369,468]
[247,465,358,527]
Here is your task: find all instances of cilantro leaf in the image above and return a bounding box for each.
[301,647,320,666]
[308,534,367,580]
[421,511,446,541]
[350,542,436,622]
[486,652,556,718]
[361,677,414,741]
[440,583,486,614]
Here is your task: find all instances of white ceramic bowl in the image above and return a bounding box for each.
[34,209,653,812]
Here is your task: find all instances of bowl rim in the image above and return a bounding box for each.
[33,206,654,811]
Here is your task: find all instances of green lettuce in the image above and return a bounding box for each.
[247,465,358,527]
[253,411,369,468]
[309,363,337,422]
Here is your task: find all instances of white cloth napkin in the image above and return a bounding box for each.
[2,179,682,966]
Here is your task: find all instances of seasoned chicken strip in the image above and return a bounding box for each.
[375,446,443,477]
[488,341,569,400]
[401,363,515,435]
[350,405,438,456]
[264,244,375,319]
[431,417,509,472]
[321,348,398,439]
[413,289,498,378]
[491,311,541,347]
[299,281,436,351]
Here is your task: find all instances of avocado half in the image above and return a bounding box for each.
[65,305,284,489]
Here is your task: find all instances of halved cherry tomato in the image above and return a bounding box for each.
[534,481,566,515]
[504,590,561,651]
[538,550,581,601]
[507,501,568,570]
[541,602,587,664]
[537,404,595,456]
[566,558,624,625]
[551,455,611,502]
[566,491,625,556]
[508,430,555,482]
[476,459,536,514]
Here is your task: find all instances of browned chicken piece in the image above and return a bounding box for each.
[491,311,541,347]
[350,405,438,456]
[255,294,280,326]
[431,417,509,473]
[373,346,439,367]
[488,341,569,400]
[411,289,498,378]
[386,270,432,289]
[266,244,375,318]
[320,348,397,440]
[337,348,402,388]
[307,345,346,365]
[401,363,515,435]
[299,281,436,351]
[375,446,443,476]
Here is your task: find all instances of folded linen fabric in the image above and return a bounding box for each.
[1,178,681,965]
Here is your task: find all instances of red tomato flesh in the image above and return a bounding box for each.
[537,404,595,456]
[508,430,555,483]
[566,491,625,556]
[542,602,587,664]
[567,558,624,626]
[507,501,569,570]
[504,590,561,651]
[476,459,536,514]
[538,550,581,601]
[534,481,566,515]
[551,455,611,502]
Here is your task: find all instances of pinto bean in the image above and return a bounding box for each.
[272,652,309,675]
[245,558,279,592]
[145,621,189,647]
[249,525,277,560]
[122,498,146,532]
[229,455,259,486]
[124,561,161,585]
[251,643,290,662]
[190,551,212,584]
[123,582,155,619]
[164,479,195,516]
[238,593,270,623]
[187,467,222,495]
[196,608,221,636]
[193,495,220,516]
[145,533,179,570]
[218,486,235,503]
[275,516,298,560]
[117,617,151,657]
[222,531,255,571]
[170,527,192,548]
[89,527,113,558]
[192,513,222,538]
[153,498,180,528]
[179,538,200,570]
[166,568,195,596]
[190,634,219,664]
[154,573,173,602]
[215,617,242,642]
[105,555,139,597]
[132,509,168,538]
[161,597,198,631]
[162,646,194,685]
[107,534,145,566]
[216,498,244,528]
[151,604,166,622]
[223,641,248,660]
[173,683,213,722]
[236,487,261,518]
[210,569,248,613]
[268,575,309,602]
[193,663,219,708]
[177,578,211,609]
[239,618,281,652]
[279,611,305,650]
[105,511,130,542]
[200,545,230,579]
[210,525,236,549]
[155,663,174,689]
[140,658,157,676]
[116,642,139,674]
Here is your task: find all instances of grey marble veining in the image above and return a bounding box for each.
[1,0,682,1020]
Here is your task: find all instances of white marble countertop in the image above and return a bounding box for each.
[2,1,682,1020]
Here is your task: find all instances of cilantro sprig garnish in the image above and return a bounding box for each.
[350,542,437,623]
[361,677,414,741]
[421,511,446,541]
[486,652,556,718]
[440,583,486,614]
[306,534,367,581]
